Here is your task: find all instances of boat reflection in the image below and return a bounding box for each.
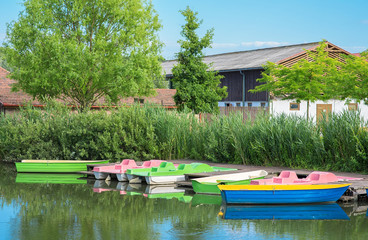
[143,185,187,201]
[15,173,87,184]
[122,183,191,202]
[191,194,222,206]
[93,180,119,193]
[220,203,350,220]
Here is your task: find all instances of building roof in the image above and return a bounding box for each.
[162,42,321,75]
[0,67,41,106]
[0,66,176,107]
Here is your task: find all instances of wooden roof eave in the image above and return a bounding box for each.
[276,41,353,67]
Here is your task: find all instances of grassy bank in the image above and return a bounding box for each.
[0,104,367,173]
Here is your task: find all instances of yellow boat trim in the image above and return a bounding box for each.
[217,183,351,191]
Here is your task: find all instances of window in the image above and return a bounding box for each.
[236,103,241,107]
[348,103,358,111]
[261,102,266,107]
[247,103,252,107]
[134,98,145,104]
[290,103,300,111]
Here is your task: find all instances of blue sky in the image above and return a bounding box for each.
[1,0,367,60]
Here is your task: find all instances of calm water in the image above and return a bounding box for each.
[1,162,368,240]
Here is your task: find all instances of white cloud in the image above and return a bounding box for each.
[362,20,368,25]
[212,42,240,48]
[343,46,368,53]
[241,41,289,48]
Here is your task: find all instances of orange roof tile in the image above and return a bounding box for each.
[0,67,176,107]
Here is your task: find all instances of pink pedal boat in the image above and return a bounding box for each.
[250,171,361,185]
[93,159,165,181]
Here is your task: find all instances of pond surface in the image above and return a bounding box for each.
[1,162,368,240]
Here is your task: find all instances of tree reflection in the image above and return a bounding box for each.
[1,163,368,240]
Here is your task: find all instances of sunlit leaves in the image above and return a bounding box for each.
[4,0,163,110]
[171,7,227,114]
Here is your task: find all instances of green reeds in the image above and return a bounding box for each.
[0,103,367,173]
[318,110,368,172]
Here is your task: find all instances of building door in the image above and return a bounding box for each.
[316,104,332,121]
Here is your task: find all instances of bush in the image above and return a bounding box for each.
[0,103,367,173]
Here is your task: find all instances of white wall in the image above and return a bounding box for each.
[271,99,368,121]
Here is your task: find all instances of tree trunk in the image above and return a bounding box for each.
[307,100,310,121]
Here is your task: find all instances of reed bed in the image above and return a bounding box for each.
[0,103,367,173]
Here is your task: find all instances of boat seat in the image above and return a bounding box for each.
[142,160,164,168]
[250,171,298,185]
[114,159,138,170]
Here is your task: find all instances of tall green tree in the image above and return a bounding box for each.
[0,47,12,71]
[4,0,163,110]
[336,52,368,104]
[250,41,345,120]
[171,7,227,114]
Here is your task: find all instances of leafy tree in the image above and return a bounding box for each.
[171,7,227,114]
[0,47,12,71]
[336,52,368,104]
[250,41,345,120]
[3,0,163,110]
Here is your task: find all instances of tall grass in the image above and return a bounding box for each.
[318,110,368,172]
[0,103,367,173]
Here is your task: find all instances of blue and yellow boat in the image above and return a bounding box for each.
[218,183,350,204]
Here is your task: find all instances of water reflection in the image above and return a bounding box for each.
[93,180,119,193]
[16,173,87,184]
[191,194,222,206]
[1,162,368,240]
[220,203,350,220]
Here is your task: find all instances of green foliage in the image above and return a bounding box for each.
[336,53,368,104]
[3,0,163,110]
[171,7,227,114]
[317,110,368,172]
[0,47,12,71]
[0,104,367,173]
[0,103,158,161]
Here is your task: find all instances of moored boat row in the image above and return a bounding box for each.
[94,160,238,185]
[14,159,358,205]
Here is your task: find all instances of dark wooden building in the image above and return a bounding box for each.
[162,42,326,107]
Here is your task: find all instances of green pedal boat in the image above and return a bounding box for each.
[191,170,268,195]
[15,160,109,173]
[131,162,237,185]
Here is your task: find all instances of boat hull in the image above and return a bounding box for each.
[116,173,128,182]
[15,160,110,173]
[94,172,109,180]
[219,184,350,204]
[145,175,186,185]
[126,174,144,183]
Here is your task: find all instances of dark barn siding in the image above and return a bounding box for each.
[167,69,268,102]
[220,70,268,102]
[219,72,242,101]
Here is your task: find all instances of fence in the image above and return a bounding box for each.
[199,106,269,122]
